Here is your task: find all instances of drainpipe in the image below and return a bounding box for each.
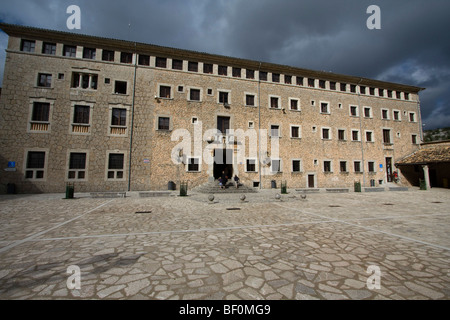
[258,62,262,189]
[128,42,137,192]
[357,78,367,189]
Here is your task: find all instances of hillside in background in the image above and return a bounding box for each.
[424,127,450,142]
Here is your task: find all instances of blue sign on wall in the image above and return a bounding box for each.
[8,162,16,168]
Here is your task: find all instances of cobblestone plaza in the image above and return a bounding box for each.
[0,188,448,300]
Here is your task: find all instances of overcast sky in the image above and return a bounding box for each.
[0,0,449,129]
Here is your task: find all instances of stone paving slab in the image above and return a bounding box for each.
[0,188,449,300]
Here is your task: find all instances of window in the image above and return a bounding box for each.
[171,59,183,70]
[246,69,255,79]
[83,47,96,60]
[189,88,201,101]
[158,117,171,131]
[71,73,98,90]
[412,134,418,144]
[320,102,330,114]
[188,158,200,172]
[290,99,299,111]
[323,161,332,173]
[203,63,213,74]
[352,130,360,141]
[350,85,356,93]
[188,61,198,72]
[138,54,150,66]
[350,106,358,117]
[111,108,127,127]
[37,73,52,88]
[107,153,124,180]
[354,161,362,173]
[340,161,347,173]
[102,50,115,62]
[26,151,46,180]
[366,131,374,142]
[393,110,401,121]
[271,160,282,173]
[319,80,326,89]
[368,162,375,173]
[232,67,241,78]
[291,126,301,139]
[396,91,401,99]
[383,129,391,144]
[296,77,304,86]
[32,102,50,123]
[272,73,280,83]
[68,153,87,180]
[246,159,256,172]
[42,42,56,55]
[115,81,127,94]
[218,91,229,104]
[156,57,167,68]
[409,112,416,122]
[246,94,255,106]
[292,160,301,173]
[364,107,372,118]
[270,97,280,109]
[360,86,366,95]
[64,45,77,57]
[382,109,389,120]
[338,129,346,141]
[218,65,228,76]
[379,89,385,97]
[330,82,336,90]
[248,121,255,129]
[285,75,292,84]
[73,105,90,125]
[207,88,213,95]
[308,78,315,87]
[21,39,35,53]
[387,90,393,98]
[159,85,172,99]
[259,71,268,81]
[30,102,50,132]
[404,93,410,100]
[270,125,280,137]
[120,52,133,64]
[370,88,376,96]
[322,128,330,140]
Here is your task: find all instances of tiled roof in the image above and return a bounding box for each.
[396,145,450,165]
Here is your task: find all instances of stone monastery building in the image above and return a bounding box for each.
[0,24,425,194]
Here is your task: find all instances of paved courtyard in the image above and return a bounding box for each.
[0,188,449,300]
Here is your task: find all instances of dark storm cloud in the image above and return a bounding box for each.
[0,0,449,129]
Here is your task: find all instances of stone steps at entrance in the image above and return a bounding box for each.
[193,180,258,194]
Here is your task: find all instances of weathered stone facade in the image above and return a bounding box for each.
[0,24,424,193]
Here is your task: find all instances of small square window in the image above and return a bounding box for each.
[37,73,52,88]
[246,159,256,172]
[42,42,56,55]
[188,158,200,172]
[246,95,255,106]
[138,55,150,66]
[158,117,170,131]
[156,57,167,68]
[172,59,183,70]
[83,48,96,60]
[292,160,301,173]
[320,103,329,114]
[188,61,198,72]
[232,67,241,78]
[218,65,228,76]
[246,69,255,79]
[21,40,35,53]
[120,52,133,64]
[64,45,77,57]
[324,161,332,172]
[115,81,127,95]
[102,50,115,62]
[203,63,213,74]
[190,89,201,101]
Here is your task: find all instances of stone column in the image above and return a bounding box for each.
[422,165,431,190]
